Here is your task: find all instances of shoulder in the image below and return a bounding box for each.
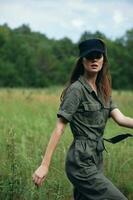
[63,80,83,100]
[68,80,83,92]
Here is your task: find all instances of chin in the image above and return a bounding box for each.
[89,69,99,73]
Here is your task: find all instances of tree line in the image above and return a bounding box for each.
[0,24,133,89]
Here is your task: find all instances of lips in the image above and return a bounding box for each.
[91,64,98,67]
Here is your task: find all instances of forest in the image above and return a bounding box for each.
[0,24,133,89]
[0,24,133,200]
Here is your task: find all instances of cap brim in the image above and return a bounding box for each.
[79,48,105,58]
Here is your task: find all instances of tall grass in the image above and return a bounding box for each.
[0,88,132,200]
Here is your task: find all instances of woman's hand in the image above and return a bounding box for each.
[32,165,49,187]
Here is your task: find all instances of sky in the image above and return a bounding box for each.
[0,0,133,42]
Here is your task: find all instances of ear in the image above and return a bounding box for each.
[82,57,86,65]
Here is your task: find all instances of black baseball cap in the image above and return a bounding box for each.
[78,39,106,58]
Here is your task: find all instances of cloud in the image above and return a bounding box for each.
[113,11,124,25]
[71,19,85,29]
[0,0,133,42]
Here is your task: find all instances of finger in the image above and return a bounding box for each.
[32,177,35,183]
[36,175,46,187]
[32,173,37,181]
[36,175,45,185]
[32,173,46,186]
[35,182,39,188]
[33,176,40,185]
[39,177,45,186]
[32,173,40,182]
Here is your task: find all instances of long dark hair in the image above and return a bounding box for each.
[60,54,112,104]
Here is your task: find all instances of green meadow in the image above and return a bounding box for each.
[0,88,133,200]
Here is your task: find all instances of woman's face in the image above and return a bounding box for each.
[82,51,104,75]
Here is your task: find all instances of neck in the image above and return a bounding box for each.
[83,72,97,87]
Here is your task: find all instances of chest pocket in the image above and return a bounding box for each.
[81,102,104,127]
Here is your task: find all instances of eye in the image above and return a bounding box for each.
[85,51,103,60]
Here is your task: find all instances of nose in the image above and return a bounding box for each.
[92,58,97,62]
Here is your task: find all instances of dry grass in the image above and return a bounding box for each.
[0,88,132,200]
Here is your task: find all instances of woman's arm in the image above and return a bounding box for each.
[110,108,133,128]
[32,117,67,187]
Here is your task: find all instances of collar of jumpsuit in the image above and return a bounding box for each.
[79,75,93,93]
[78,75,104,106]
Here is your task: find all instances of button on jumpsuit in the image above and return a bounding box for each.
[57,75,128,200]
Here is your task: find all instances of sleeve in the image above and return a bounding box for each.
[57,87,81,122]
[109,97,118,117]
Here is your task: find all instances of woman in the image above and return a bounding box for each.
[32,39,133,200]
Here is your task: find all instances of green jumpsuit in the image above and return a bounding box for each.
[57,75,128,200]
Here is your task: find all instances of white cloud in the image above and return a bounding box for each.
[71,19,85,29]
[113,10,124,24]
[0,0,132,42]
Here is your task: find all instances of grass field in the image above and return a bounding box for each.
[0,87,133,200]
